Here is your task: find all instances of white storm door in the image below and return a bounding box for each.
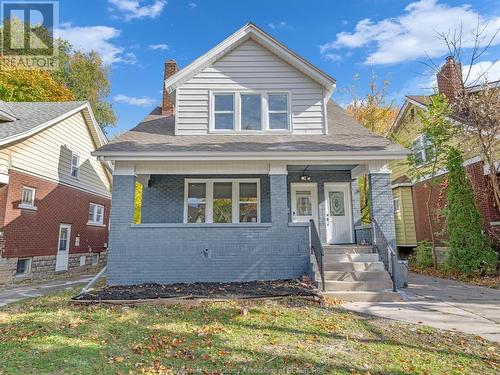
[325,183,354,244]
[291,183,318,226]
[55,224,71,271]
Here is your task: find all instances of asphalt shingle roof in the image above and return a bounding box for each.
[96,101,407,155]
[0,101,87,142]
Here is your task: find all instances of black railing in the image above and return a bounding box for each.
[372,220,397,292]
[309,219,325,292]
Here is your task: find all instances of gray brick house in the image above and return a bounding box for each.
[94,24,408,298]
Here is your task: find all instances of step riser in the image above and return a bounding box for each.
[324,254,379,262]
[314,262,386,272]
[322,281,393,292]
[318,271,392,282]
[323,248,374,255]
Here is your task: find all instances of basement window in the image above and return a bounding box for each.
[16,258,31,276]
[92,253,99,266]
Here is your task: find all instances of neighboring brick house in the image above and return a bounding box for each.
[0,101,112,284]
[389,57,500,257]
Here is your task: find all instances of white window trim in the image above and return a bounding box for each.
[393,197,401,213]
[91,253,99,266]
[412,134,433,167]
[209,90,291,134]
[16,257,31,277]
[19,186,37,210]
[71,152,80,179]
[183,178,261,224]
[88,203,105,226]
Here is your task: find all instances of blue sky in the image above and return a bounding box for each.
[57,0,500,137]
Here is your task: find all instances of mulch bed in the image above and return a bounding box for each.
[73,279,318,302]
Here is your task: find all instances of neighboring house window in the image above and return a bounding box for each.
[88,203,104,225]
[185,179,260,224]
[16,258,31,276]
[268,93,289,130]
[20,186,36,208]
[71,153,80,178]
[92,253,99,266]
[393,197,401,213]
[214,94,235,130]
[412,134,433,166]
[241,94,261,130]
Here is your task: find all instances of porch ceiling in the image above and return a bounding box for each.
[287,164,357,172]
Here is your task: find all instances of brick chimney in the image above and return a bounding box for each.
[437,56,464,102]
[162,60,179,116]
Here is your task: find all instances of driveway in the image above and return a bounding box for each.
[343,272,500,342]
[0,275,93,307]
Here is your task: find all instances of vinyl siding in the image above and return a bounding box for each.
[393,186,417,246]
[176,39,325,135]
[4,111,110,197]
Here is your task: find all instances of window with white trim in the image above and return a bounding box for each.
[185,179,260,224]
[268,93,289,130]
[214,94,235,130]
[393,197,401,213]
[16,258,31,276]
[71,153,80,178]
[412,134,433,166]
[88,203,104,225]
[20,186,36,208]
[92,253,99,266]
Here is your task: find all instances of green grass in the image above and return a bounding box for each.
[0,291,498,374]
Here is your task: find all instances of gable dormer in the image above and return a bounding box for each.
[163,23,336,136]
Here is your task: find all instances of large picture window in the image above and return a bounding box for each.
[241,94,261,130]
[185,179,260,224]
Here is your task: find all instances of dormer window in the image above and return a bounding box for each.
[214,94,235,130]
[210,91,290,132]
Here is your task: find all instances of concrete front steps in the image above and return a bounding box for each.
[314,245,402,302]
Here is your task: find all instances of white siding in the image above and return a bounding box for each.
[176,40,326,135]
[4,111,111,197]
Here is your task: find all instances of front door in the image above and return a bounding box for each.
[325,182,354,244]
[291,183,318,226]
[55,224,71,272]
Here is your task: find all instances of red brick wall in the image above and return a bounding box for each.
[1,170,110,258]
[412,161,500,248]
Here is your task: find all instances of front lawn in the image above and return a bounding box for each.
[0,290,498,374]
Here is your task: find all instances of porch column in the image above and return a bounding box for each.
[269,163,288,228]
[108,173,136,250]
[351,178,362,227]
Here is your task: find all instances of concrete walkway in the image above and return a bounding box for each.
[0,275,93,308]
[343,272,500,342]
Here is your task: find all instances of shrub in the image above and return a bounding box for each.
[410,241,434,269]
[444,148,498,276]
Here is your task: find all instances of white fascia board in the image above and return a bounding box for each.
[93,150,410,162]
[164,23,336,93]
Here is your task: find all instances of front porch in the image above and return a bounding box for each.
[107,161,398,287]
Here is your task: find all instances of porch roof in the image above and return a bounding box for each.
[94,101,408,158]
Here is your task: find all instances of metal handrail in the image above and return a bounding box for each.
[309,219,325,292]
[371,220,397,292]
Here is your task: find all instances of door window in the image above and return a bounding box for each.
[59,227,69,251]
[296,191,312,216]
[329,191,345,216]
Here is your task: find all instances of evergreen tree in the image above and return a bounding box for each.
[445,147,498,275]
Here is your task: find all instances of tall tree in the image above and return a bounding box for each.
[53,41,116,130]
[345,71,397,223]
[406,94,456,268]
[444,147,498,275]
[0,65,74,102]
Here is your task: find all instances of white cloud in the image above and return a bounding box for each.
[58,25,136,65]
[268,21,292,30]
[113,94,157,107]
[323,53,342,62]
[320,0,500,65]
[148,43,169,50]
[108,0,167,21]
[188,2,197,9]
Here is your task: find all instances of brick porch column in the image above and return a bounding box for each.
[269,163,288,228]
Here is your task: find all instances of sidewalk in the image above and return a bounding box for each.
[0,275,94,307]
[343,272,500,342]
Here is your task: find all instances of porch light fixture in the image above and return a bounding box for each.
[300,166,311,181]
